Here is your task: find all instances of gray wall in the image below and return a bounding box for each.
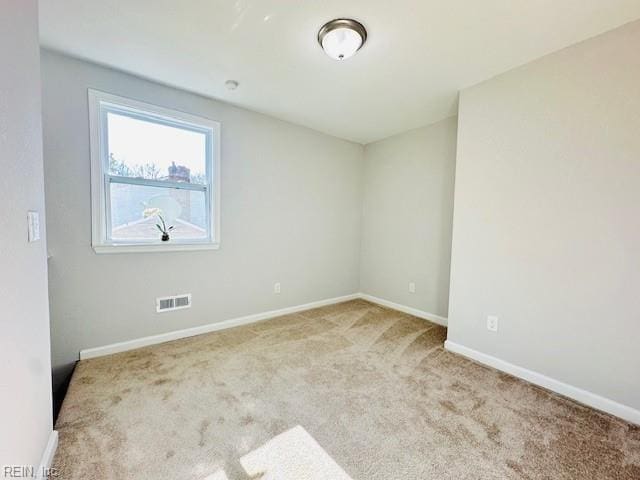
[41,51,364,390]
[449,20,640,410]
[0,0,53,467]
[360,118,457,319]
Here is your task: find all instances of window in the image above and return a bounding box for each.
[88,90,220,253]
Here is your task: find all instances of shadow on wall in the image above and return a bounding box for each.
[52,363,76,422]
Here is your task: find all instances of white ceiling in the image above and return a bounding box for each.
[39,1,640,144]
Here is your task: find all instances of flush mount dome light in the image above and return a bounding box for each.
[318,18,367,60]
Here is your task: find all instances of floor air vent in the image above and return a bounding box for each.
[156,294,192,313]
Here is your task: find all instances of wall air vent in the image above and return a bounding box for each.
[156,294,192,313]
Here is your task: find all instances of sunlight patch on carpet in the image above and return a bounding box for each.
[240,425,353,480]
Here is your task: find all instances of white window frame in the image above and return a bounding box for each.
[88,89,221,254]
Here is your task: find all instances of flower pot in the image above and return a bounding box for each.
[161,233,170,242]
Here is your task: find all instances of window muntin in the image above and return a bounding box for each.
[89,90,220,252]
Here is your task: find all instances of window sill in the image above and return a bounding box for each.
[92,242,220,254]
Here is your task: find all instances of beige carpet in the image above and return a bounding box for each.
[54,300,639,479]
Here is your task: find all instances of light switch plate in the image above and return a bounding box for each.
[27,211,40,242]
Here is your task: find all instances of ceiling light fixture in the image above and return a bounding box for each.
[318,18,367,61]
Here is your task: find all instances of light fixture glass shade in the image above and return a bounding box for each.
[322,28,362,60]
[318,19,367,60]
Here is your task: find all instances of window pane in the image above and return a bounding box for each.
[109,182,208,242]
[107,111,208,185]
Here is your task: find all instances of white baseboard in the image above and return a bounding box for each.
[359,293,448,327]
[77,293,638,426]
[80,293,448,361]
[80,294,360,360]
[37,430,58,480]
[444,340,640,426]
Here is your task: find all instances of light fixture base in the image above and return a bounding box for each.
[318,18,367,60]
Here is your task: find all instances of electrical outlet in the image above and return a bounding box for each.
[274,282,281,294]
[408,282,416,294]
[487,315,499,332]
